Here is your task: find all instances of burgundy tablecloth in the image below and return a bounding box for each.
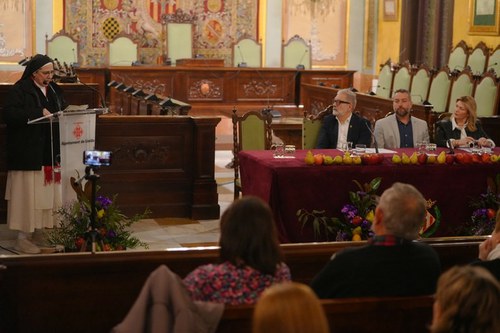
[239,148,500,243]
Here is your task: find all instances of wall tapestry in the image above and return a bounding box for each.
[64,0,258,66]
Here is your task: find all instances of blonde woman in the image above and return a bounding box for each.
[253,282,329,333]
[435,96,495,148]
[430,266,500,333]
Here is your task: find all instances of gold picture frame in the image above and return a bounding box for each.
[469,0,500,35]
[383,0,398,21]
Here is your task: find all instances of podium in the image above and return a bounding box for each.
[28,107,108,203]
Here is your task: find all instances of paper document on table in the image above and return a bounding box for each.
[64,104,89,111]
[366,148,396,154]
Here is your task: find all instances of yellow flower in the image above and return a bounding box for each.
[97,209,105,219]
[365,210,375,222]
[352,234,362,241]
[352,226,362,235]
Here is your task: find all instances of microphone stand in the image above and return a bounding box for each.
[365,121,379,153]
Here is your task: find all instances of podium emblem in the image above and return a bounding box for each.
[73,123,84,140]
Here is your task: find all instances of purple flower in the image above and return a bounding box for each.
[97,196,112,209]
[341,204,358,219]
[106,229,117,238]
[361,220,371,229]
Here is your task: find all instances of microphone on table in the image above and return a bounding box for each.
[365,121,379,153]
[447,139,455,154]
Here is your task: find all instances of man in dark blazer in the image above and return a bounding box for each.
[316,88,372,149]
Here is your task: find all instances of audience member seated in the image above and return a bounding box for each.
[252,282,329,333]
[316,88,371,149]
[434,96,495,149]
[471,211,500,280]
[183,196,291,305]
[374,89,430,149]
[310,182,441,298]
[430,266,500,333]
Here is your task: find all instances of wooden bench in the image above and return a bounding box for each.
[0,237,485,333]
[218,295,434,333]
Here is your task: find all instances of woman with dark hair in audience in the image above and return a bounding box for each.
[430,266,500,333]
[435,96,495,148]
[253,282,329,333]
[183,196,291,305]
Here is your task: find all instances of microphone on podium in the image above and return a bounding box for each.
[76,75,108,110]
[237,46,247,68]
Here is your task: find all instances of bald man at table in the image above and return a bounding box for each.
[316,89,372,149]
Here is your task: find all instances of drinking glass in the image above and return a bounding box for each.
[284,145,296,157]
[341,142,353,152]
[271,143,284,157]
[355,144,366,155]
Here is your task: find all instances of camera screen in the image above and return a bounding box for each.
[83,150,112,166]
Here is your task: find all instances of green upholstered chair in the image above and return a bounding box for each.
[375,60,393,99]
[448,68,474,112]
[232,37,262,67]
[162,9,195,65]
[282,35,311,69]
[427,67,452,113]
[409,64,431,104]
[473,71,500,117]
[391,63,411,93]
[466,41,489,75]
[447,40,469,73]
[302,116,322,149]
[108,33,138,66]
[45,30,78,65]
[232,109,272,199]
[487,45,500,76]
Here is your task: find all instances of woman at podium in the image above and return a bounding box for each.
[3,54,67,254]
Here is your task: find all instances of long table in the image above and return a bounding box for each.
[239,149,500,243]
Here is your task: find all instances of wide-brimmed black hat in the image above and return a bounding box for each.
[20,54,54,81]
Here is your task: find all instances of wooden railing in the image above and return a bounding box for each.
[0,236,485,333]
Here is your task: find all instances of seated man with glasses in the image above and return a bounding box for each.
[316,88,372,149]
[374,89,430,149]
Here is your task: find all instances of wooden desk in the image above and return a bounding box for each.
[176,58,225,67]
[239,149,500,243]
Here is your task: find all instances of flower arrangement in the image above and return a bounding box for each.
[297,178,381,241]
[462,175,499,236]
[48,194,149,252]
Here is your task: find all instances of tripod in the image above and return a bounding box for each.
[80,166,104,253]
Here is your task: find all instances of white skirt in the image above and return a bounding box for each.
[5,169,62,233]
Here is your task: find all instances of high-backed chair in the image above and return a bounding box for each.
[391,62,411,94]
[427,67,451,113]
[45,30,79,65]
[473,71,500,117]
[487,45,500,76]
[447,40,469,73]
[447,67,474,111]
[232,37,262,67]
[409,64,432,104]
[161,9,195,65]
[466,41,489,75]
[375,60,394,99]
[232,109,272,199]
[282,35,311,69]
[302,109,326,149]
[108,32,139,66]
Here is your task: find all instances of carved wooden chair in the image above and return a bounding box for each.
[487,45,500,76]
[232,37,262,67]
[473,71,500,117]
[232,109,272,199]
[161,9,196,65]
[409,64,432,104]
[375,60,394,99]
[427,66,452,113]
[466,41,489,75]
[45,30,79,65]
[108,32,139,66]
[447,40,469,73]
[302,109,325,149]
[391,61,411,94]
[282,35,311,69]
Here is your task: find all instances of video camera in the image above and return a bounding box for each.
[83,150,112,167]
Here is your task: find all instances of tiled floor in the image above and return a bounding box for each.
[0,150,234,255]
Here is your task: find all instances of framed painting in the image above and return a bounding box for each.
[469,0,500,35]
[383,0,398,21]
[0,0,34,64]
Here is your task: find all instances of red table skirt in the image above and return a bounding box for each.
[239,148,500,243]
